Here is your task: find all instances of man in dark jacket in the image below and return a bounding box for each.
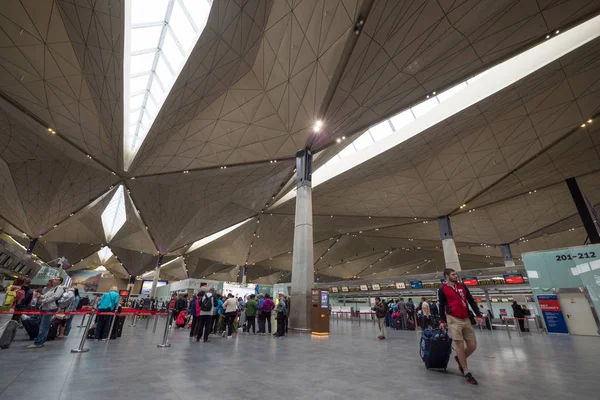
[438,269,483,385]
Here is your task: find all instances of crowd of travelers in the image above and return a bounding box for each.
[169,290,290,341]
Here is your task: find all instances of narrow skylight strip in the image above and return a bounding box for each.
[271,15,600,209]
[186,218,252,254]
[101,186,127,242]
[124,0,213,171]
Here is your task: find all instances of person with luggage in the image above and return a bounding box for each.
[258,293,275,335]
[63,288,80,338]
[438,268,484,385]
[196,289,217,342]
[511,301,527,332]
[397,297,407,329]
[173,294,187,327]
[95,286,120,341]
[0,284,19,348]
[373,297,387,340]
[55,287,78,339]
[28,277,65,348]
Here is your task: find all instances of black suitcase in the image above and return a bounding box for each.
[47,320,59,341]
[111,316,126,339]
[0,320,18,349]
[23,316,40,340]
[420,328,452,370]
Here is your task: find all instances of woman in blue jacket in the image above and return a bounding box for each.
[95,286,120,340]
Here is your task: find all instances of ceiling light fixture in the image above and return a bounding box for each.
[313,120,323,132]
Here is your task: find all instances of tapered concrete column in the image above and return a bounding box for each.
[500,244,515,268]
[150,254,164,298]
[290,149,314,332]
[437,216,461,271]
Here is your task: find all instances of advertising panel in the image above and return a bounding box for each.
[537,294,569,334]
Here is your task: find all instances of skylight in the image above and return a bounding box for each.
[123,0,213,170]
[186,218,252,253]
[101,186,127,242]
[271,14,600,208]
[98,246,114,263]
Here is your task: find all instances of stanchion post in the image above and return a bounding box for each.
[105,312,118,346]
[515,318,522,337]
[152,313,159,334]
[504,318,511,340]
[130,315,137,327]
[157,310,172,348]
[145,314,150,329]
[71,310,94,353]
[77,313,87,328]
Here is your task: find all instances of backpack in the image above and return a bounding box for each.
[201,295,213,312]
[0,287,17,312]
[56,288,74,310]
[16,289,34,310]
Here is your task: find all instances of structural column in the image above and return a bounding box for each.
[437,216,461,271]
[566,177,600,244]
[500,244,515,268]
[149,254,164,298]
[26,237,37,255]
[290,149,314,332]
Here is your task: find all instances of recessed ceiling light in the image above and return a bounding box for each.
[546,35,550,39]
[581,123,586,128]
[313,120,323,132]
[336,138,341,143]
[555,30,559,34]
[587,119,592,123]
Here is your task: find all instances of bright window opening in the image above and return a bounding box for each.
[124,0,213,171]
[98,247,114,263]
[101,186,127,242]
[271,15,600,209]
[186,219,252,253]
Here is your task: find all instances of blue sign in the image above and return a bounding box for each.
[410,281,423,289]
[537,294,569,334]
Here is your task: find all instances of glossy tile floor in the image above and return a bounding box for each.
[0,317,597,399]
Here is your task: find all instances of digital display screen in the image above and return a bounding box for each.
[479,279,491,285]
[360,285,368,291]
[321,291,329,308]
[410,281,423,289]
[423,283,432,288]
[395,282,406,289]
[119,290,130,297]
[492,278,505,285]
[503,274,524,284]
[462,278,479,287]
[372,284,380,291]
[331,287,338,293]
[140,280,167,294]
[433,282,442,288]
[341,286,348,292]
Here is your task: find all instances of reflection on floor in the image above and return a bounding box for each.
[0,318,597,399]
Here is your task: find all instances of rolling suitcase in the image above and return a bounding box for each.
[110,316,126,339]
[420,328,452,370]
[0,320,18,349]
[407,317,415,331]
[392,317,402,330]
[47,320,59,341]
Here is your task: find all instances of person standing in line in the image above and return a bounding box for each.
[511,301,527,332]
[373,297,387,340]
[173,294,187,327]
[63,288,80,338]
[189,291,201,338]
[397,297,407,330]
[438,268,484,385]
[258,293,274,335]
[212,295,224,334]
[196,289,216,342]
[421,297,431,329]
[245,294,258,334]
[275,292,287,337]
[94,286,120,341]
[222,294,238,338]
[28,277,65,348]
[406,298,415,324]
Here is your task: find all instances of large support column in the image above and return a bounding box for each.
[437,216,461,271]
[290,149,314,332]
[566,177,600,244]
[500,244,516,268]
[149,254,164,298]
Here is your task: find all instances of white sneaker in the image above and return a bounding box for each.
[27,344,44,349]
[227,335,232,339]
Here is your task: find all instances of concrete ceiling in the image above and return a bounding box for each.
[0,0,598,281]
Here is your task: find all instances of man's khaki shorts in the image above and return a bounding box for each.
[447,315,476,341]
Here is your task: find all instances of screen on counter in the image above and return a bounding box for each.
[140,280,167,294]
[371,284,381,291]
[321,291,328,308]
[503,274,524,284]
[341,286,348,292]
[410,281,423,289]
[462,278,479,286]
[395,282,406,289]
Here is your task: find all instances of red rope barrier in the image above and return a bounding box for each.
[0,310,169,316]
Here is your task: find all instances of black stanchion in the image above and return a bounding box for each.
[71,310,94,353]
[77,314,87,328]
[105,312,117,347]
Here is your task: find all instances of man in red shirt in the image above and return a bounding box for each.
[438,268,484,385]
